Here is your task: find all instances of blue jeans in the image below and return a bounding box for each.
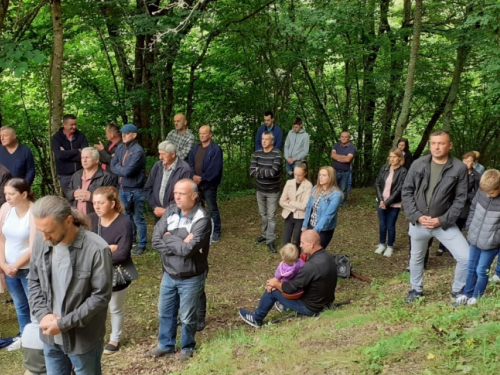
[5,268,30,334]
[335,170,349,203]
[158,272,206,352]
[119,189,147,248]
[43,341,103,375]
[254,290,316,323]
[200,187,221,236]
[463,245,499,298]
[285,162,296,175]
[377,206,401,246]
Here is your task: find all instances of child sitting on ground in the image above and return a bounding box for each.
[275,243,305,283]
[454,169,500,307]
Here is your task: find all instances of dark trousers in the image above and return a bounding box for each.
[200,187,221,236]
[58,175,73,197]
[377,206,401,247]
[282,215,304,248]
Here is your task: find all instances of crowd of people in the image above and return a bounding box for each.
[0,111,497,374]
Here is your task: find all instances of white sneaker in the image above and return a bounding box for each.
[489,274,500,283]
[383,246,394,258]
[467,297,478,306]
[375,244,386,254]
[451,294,468,307]
[6,337,21,351]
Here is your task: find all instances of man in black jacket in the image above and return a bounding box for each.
[51,114,89,194]
[144,141,191,223]
[148,179,211,361]
[238,230,337,327]
[94,123,122,172]
[66,147,117,214]
[402,130,470,302]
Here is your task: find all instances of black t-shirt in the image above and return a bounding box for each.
[282,249,337,312]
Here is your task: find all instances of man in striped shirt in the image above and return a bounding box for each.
[250,131,282,253]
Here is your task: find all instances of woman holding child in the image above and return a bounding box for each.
[374,148,407,258]
[302,166,342,249]
[279,162,312,248]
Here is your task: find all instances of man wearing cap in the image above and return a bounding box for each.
[51,114,89,194]
[110,124,147,255]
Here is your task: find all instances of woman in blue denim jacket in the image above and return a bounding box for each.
[302,166,343,249]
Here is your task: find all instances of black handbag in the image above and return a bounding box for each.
[98,218,138,287]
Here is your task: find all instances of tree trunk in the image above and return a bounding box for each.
[0,0,8,38]
[49,0,64,195]
[393,0,423,145]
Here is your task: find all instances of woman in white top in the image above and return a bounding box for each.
[0,178,36,341]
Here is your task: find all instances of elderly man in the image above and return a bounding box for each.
[165,113,195,161]
[331,131,356,204]
[66,147,117,214]
[250,131,282,253]
[110,124,147,255]
[0,126,35,184]
[402,130,469,303]
[51,114,89,194]
[148,179,211,361]
[145,141,191,222]
[94,123,122,171]
[284,117,310,177]
[28,196,113,374]
[255,111,283,151]
[238,230,337,327]
[188,125,223,242]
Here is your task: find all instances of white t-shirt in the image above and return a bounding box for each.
[2,207,30,268]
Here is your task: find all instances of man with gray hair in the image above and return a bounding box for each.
[250,131,282,253]
[27,196,113,374]
[148,179,211,361]
[145,141,191,223]
[66,147,117,214]
[0,126,35,184]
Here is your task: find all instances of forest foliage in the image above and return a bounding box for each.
[0,0,500,195]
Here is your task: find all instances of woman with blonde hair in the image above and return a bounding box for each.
[374,148,407,257]
[302,166,342,249]
[89,186,136,355]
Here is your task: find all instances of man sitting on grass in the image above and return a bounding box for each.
[238,230,337,327]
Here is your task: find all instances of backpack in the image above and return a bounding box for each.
[333,254,352,278]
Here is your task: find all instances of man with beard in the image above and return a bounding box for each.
[28,196,112,374]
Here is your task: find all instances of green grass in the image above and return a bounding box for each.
[2,189,500,374]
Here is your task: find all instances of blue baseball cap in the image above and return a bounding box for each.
[121,124,138,134]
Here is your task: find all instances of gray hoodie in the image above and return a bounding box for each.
[284,127,310,161]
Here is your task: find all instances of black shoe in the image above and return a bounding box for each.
[196,317,206,332]
[255,236,266,243]
[103,343,120,355]
[132,246,146,256]
[404,289,423,303]
[267,242,277,253]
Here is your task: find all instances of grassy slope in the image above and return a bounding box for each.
[2,188,500,374]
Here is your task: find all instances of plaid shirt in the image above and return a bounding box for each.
[159,159,177,204]
[166,129,195,160]
[309,190,325,227]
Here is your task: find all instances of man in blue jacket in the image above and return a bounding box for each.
[145,141,191,223]
[255,111,283,151]
[0,126,35,185]
[51,114,89,194]
[110,124,147,255]
[188,125,223,242]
